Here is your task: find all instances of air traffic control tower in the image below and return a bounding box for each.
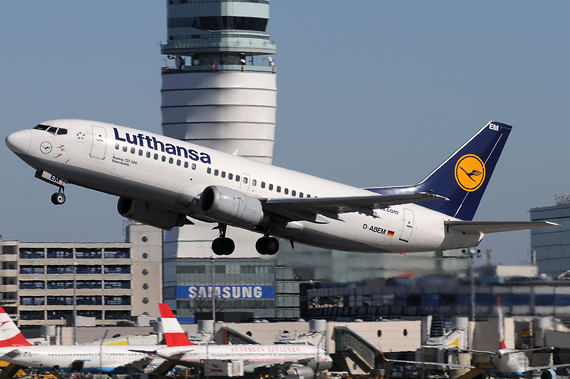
[160,0,278,261]
[160,0,277,163]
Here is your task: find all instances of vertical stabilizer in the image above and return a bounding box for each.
[497,297,506,350]
[368,121,512,221]
[159,303,193,347]
[0,306,32,347]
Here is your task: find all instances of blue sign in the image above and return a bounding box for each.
[176,285,274,299]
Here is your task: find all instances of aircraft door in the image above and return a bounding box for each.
[399,208,414,242]
[89,125,107,160]
[240,173,251,191]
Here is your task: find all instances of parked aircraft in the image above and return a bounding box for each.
[0,306,163,374]
[152,303,332,377]
[385,298,569,379]
[5,120,557,255]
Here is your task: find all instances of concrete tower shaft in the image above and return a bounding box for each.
[161,0,277,163]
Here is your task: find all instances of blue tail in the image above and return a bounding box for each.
[367,121,512,221]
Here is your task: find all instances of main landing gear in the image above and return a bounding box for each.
[256,236,279,255]
[212,224,235,256]
[51,189,66,205]
[210,224,280,256]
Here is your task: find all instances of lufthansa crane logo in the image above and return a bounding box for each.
[455,154,486,192]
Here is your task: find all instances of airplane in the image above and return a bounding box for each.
[5,119,558,256]
[385,297,570,379]
[149,303,332,377]
[0,306,164,374]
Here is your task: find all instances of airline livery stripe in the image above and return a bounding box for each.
[161,318,186,334]
[164,332,192,347]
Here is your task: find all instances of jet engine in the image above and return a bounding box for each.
[199,186,265,228]
[286,364,316,379]
[117,197,190,230]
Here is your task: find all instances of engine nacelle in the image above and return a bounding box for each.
[286,364,316,379]
[117,197,190,230]
[199,186,265,228]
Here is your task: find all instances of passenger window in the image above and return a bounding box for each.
[57,128,68,135]
[307,194,311,198]
[115,144,119,150]
[221,171,226,178]
[214,169,219,176]
[261,182,266,189]
[236,175,240,182]
[276,186,281,193]
[47,127,57,135]
[252,179,257,186]
[207,167,212,174]
[284,188,289,195]
[229,173,233,180]
[184,162,188,168]
[269,184,273,191]
[161,156,166,162]
[243,177,248,184]
[169,157,174,164]
[131,147,135,154]
[177,159,181,166]
[123,146,127,152]
[192,163,197,170]
[299,192,304,198]
[146,151,151,158]
[292,190,296,196]
[154,153,158,160]
[138,149,143,156]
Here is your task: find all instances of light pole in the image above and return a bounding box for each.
[73,262,78,344]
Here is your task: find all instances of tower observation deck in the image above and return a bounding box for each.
[161,0,277,163]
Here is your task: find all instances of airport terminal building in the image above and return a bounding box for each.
[0,224,161,327]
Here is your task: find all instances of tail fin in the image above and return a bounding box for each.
[0,306,32,347]
[159,303,193,347]
[497,297,506,350]
[368,121,512,221]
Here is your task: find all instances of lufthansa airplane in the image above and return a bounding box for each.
[5,119,556,256]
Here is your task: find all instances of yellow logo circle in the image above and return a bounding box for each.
[455,154,486,192]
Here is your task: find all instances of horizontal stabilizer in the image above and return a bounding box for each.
[446,220,559,234]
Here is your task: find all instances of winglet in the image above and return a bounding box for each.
[159,303,193,347]
[0,306,32,347]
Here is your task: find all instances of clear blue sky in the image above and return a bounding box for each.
[1,1,569,266]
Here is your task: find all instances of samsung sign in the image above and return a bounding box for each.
[177,285,274,300]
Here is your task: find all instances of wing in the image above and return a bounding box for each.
[263,192,447,223]
[445,221,559,234]
[525,363,570,372]
[385,358,474,369]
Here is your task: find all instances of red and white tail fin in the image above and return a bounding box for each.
[497,297,506,350]
[0,306,32,347]
[159,303,193,347]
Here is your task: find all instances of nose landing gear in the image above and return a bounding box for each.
[51,190,66,205]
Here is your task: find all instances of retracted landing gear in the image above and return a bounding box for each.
[51,189,66,205]
[256,236,279,255]
[212,224,235,256]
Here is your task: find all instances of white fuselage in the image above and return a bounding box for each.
[157,344,332,372]
[0,344,164,373]
[8,119,483,253]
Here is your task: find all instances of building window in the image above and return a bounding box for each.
[47,296,73,305]
[47,310,72,320]
[76,249,102,259]
[76,265,102,275]
[77,280,102,289]
[104,265,131,274]
[19,265,44,275]
[19,281,45,289]
[46,265,74,274]
[104,249,130,259]
[77,296,102,305]
[104,280,131,289]
[20,311,44,320]
[20,296,45,306]
[47,281,73,289]
[19,249,44,259]
[105,296,131,306]
[47,248,73,259]
[104,310,131,320]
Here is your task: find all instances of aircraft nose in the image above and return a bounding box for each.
[5,130,32,155]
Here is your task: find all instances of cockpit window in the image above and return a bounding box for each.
[56,128,67,135]
[47,127,58,135]
[34,124,50,131]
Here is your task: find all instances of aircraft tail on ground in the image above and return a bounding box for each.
[367,121,512,221]
[0,306,32,347]
[158,303,193,347]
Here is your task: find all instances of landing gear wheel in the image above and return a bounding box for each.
[256,237,279,255]
[212,237,235,256]
[51,192,66,205]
